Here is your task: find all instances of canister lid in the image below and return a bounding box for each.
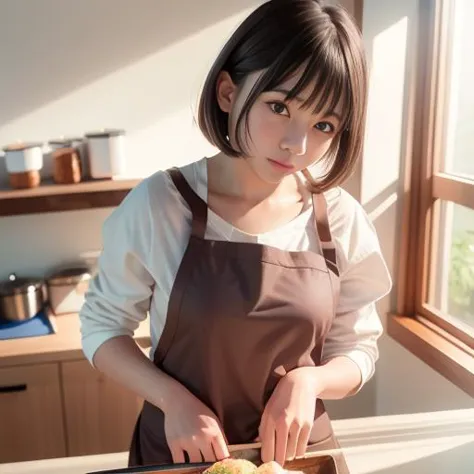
[47,266,91,286]
[49,139,72,147]
[49,137,83,146]
[0,274,43,296]
[85,129,125,139]
[2,142,43,152]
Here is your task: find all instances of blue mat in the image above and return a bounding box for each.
[0,310,55,340]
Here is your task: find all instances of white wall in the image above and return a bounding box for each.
[0,0,260,277]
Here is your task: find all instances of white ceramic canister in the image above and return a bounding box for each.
[3,142,44,189]
[4,142,43,172]
[85,129,126,179]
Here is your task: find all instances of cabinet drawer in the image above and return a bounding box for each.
[62,360,143,456]
[0,363,66,463]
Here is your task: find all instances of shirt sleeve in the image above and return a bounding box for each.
[321,190,392,391]
[79,179,155,366]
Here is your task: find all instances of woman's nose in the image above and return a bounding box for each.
[280,125,308,156]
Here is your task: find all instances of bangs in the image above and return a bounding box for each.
[258,37,353,128]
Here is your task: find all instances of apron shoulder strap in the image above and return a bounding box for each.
[312,193,339,276]
[167,167,208,238]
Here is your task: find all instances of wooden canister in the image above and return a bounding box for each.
[9,171,41,189]
[53,147,82,184]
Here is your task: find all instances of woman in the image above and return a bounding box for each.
[79,1,392,472]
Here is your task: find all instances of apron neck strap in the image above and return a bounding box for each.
[168,168,208,238]
[312,193,339,276]
[168,168,339,275]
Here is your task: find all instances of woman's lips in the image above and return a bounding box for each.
[267,158,295,170]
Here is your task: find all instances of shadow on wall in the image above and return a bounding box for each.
[0,0,262,129]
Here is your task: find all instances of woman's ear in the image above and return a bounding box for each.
[216,71,237,113]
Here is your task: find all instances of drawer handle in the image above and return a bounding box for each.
[0,384,27,393]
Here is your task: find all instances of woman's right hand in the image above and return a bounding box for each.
[164,386,229,464]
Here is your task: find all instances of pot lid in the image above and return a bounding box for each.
[85,129,125,139]
[0,274,43,296]
[2,142,43,152]
[47,266,91,286]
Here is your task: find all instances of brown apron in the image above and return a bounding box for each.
[128,168,350,473]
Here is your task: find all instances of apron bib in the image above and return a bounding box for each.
[129,168,349,473]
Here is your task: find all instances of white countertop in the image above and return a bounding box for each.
[2,408,474,474]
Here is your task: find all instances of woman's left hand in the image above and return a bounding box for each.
[258,366,322,465]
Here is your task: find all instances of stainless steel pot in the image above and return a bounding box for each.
[0,274,45,322]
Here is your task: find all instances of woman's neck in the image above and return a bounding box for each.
[208,152,303,205]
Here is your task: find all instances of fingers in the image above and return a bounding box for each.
[169,438,202,464]
[165,412,229,464]
[169,444,186,464]
[274,419,289,466]
[170,437,229,465]
[285,423,300,462]
[295,424,311,459]
[260,418,276,464]
[185,444,203,463]
[261,418,312,465]
[186,435,231,463]
[200,442,217,463]
[212,435,230,460]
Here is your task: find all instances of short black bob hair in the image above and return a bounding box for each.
[197,0,368,191]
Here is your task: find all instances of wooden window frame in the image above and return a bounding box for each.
[388,0,474,397]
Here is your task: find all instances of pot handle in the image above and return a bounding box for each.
[0,384,27,393]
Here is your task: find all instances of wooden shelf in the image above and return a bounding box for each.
[0,177,141,217]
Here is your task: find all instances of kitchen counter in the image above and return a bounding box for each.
[0,312,151,368]
[2,408,474,474]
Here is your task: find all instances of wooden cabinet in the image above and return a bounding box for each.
[0,359,144,464]
[0,363,66,463]
[61,359,143,456]
[0,314,150,463]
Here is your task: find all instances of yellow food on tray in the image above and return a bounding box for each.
[203,458,258,474]
[203,458,302,474]
[256,461,285,474]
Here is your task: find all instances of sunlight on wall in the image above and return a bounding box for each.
[0,10,253,179]
[362,17,408,207]
[0,6,255,278]
[337,409,474,474]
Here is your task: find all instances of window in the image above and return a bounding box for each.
[423,0,474,343]
[389,0,474,396]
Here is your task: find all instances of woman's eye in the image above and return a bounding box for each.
[268,102,289,116]
[314,122,335,133]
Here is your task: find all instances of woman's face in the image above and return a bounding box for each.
[225,70,344,184]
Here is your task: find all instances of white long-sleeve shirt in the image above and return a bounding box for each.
[79,157,392,389]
